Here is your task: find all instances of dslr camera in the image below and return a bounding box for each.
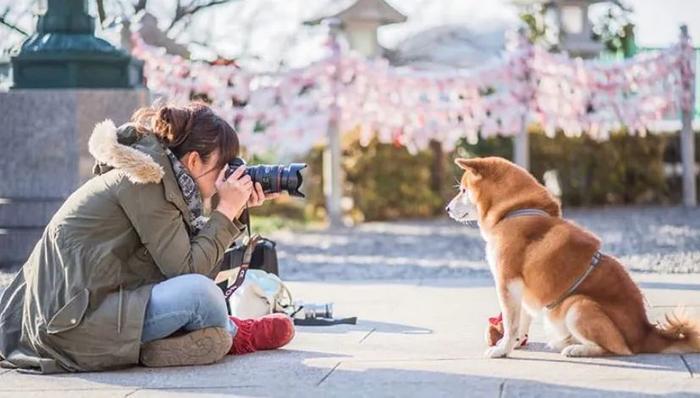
[218,157,308,277]
[225,157,307,198]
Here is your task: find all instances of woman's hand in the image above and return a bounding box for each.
[214,165,253,220]
[247,182,281,208]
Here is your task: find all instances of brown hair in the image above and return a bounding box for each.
[130,102,239,168]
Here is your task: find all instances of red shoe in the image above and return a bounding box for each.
[229,313,295,355]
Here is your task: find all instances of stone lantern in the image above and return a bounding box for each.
[515,0,623,59]
[305,0,406,58]
[554,0,612,58]
[11,0,143,88]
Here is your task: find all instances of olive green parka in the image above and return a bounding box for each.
[0,120,244,373]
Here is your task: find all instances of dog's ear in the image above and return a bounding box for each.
[455,158,483,181]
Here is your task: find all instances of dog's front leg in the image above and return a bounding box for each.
[515,308,532,349]
[485,278,523,358]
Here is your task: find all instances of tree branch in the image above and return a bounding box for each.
[134,0,148,13]
[96,0,107,26]
[184,0,232,16]
[0,13,28,36]
[166,0,234,33]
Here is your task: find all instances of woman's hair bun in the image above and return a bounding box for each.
[129,101,239,167]
[153,106,193,148]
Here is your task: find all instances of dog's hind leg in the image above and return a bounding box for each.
[561,297,632,357]
[544,312,573,351]
[548,335,575,351]
[485,279,523,358]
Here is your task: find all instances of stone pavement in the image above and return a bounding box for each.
[1,272,699,397]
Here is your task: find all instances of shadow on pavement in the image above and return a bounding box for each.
[70,363,679,397]
[2,348,694,396]
[296,319,433,335]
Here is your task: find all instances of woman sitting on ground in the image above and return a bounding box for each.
[0,102,294,373]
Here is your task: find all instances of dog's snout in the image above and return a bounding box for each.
[445,206,450,213]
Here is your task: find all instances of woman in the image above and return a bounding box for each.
[0,102,294,373]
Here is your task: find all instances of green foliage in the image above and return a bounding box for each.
[249,215,308,235]
[528,130,670,206]
[343,139,451,221]
[454,129,673,206]
[251,129,695,224]
[518,5,551,46]
[454,135,512,160]
[591,4,636,56]
[299,145,327,220]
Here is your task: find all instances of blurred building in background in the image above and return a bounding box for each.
[386,25,507,69]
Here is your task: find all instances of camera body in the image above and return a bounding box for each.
[217,158,307,309]
[296,302,333,319]
[226,157,307,197]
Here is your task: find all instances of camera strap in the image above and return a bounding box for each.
[223,233,260,300]
[243,203,252,240]
[222,203,254,301]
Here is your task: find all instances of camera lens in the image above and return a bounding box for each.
[280,163,307,197]
[226,158,307,197]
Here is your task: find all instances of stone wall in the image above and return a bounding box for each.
[0,89,150,267]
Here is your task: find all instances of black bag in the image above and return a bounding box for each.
[221,237,279,276]
[217,210,280,316]
[219,208,279,275]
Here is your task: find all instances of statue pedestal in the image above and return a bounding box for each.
[0,88,150,267]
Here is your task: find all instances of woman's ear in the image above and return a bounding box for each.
[180,151,201,174]
[454,158,483,181]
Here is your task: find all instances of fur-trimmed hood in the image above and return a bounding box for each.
[89,119,165,184]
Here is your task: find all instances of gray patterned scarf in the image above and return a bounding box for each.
[165,148,209,235]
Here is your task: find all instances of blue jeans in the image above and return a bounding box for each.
[141,274,237,343]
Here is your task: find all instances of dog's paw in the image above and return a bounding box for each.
[547,341,564,351]
[561,344,606,357]
[561,344,587,357]
[513,334,528,350]
[484,344,510,358]
[547,336,573,352]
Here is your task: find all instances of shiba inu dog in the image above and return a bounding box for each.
[447,156,700,358]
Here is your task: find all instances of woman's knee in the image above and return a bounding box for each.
[179,274,225,304]
[180,273,218,291]
[179,274,229,323]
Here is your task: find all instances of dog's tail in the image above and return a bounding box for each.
[642,308,700,353]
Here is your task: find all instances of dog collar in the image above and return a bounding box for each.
[503,208,551,220]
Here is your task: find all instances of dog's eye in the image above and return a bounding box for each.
[460,188,466,194]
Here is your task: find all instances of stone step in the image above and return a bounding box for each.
[0,227,43,268]
[0,197,64,227]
